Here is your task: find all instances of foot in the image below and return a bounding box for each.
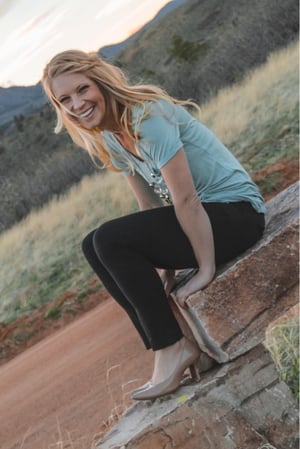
[151,337,186,384]
[131,381,152,395]
[131,339,185,395]
[131,338,200,400]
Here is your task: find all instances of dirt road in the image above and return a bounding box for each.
[0,299,153,449]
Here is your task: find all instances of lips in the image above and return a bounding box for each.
[78,106,95,119]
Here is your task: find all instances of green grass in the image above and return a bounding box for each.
[44,306,62,320]
[264,314,299,401]
[0,173,136,323]
[0,40,298,325]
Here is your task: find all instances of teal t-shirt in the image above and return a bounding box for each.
[102,100,266,213]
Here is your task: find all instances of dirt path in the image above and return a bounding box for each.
[0,299,153,449]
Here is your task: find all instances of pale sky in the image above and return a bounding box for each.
[0,0,170,87]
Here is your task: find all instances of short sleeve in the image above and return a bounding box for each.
[138,101,184,169]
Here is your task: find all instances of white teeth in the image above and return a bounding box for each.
[79,107,94,118]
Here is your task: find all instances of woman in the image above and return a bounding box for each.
[42,49,265,401]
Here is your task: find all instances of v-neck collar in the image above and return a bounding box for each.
[104,131,145,162]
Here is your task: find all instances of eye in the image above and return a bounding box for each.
[59,96,70,104]
[78,84,89,93]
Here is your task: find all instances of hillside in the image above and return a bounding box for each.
[0,0,298,233]
[99,0,188,60]
[116,0,299,103]
[0,83,46,132]
[0,105,96,232]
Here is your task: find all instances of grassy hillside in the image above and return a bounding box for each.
[99,0,188,61]
[0,41,298,328]
[0,0,297,234]
[116,0,298,103]
[200,40,299,197]
[0,105,96,232]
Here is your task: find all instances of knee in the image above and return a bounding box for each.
[92,219,120,256]
[81,229,96,258]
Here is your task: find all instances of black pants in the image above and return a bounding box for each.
[82,202,265,351]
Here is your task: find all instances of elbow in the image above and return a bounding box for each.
[173,191,200,211]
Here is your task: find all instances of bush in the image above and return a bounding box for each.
[168,34,208,64]
[44,306,62,320]
[264,315,299,401]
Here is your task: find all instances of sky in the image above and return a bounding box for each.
[0,0,170,87]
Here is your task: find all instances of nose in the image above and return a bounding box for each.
[71,95,85,112]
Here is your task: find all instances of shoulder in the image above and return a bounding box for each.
[132,99,179,126]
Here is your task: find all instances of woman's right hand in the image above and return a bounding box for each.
[159,269,176,297]
[173,267,215,309]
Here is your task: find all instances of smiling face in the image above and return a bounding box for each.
[51,72,107,130]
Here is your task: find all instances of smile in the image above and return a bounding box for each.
[78,106,94,119]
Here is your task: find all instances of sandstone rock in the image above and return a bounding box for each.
[98,184,299,449]
[97,345,299,449]
[172,181,299,363]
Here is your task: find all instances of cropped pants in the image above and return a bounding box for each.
[82,202,265,351]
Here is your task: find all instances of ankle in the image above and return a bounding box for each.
[151,337,186,384]
[158,337,185,355]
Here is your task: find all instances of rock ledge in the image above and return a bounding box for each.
[98,182,299,449]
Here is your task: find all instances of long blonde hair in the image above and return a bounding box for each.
[42,49,197,170]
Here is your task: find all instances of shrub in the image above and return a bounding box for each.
[44,306,62,320]
[264,315,299,401]
[168,34,208,65]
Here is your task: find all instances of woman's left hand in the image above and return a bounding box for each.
[173,267,215,308]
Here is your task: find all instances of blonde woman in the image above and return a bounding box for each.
[42,50,265,400]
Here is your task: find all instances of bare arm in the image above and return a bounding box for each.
[161,148,216,307]
[125,171,165,210]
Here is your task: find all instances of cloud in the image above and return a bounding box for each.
[0,6,66,58]
[20,7,59,36]
[103,0,148,38]
[0,0,17,17]
[95,0,133,21]
[0,5,68,84]
[0,0,169,85]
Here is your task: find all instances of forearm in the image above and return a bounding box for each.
[137,192,165,210]
[126,172,165,211]
[174,196,215,278]
[157,148,215,304]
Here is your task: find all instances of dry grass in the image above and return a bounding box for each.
[18,364,140,449]
[102,363,140,431]
[264,306,299,401]
[0,172,135,323]
[199,40,299,148]
[19,418,101,449]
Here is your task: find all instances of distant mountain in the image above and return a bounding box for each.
[115,0,299,105]
[0,83,46,132]
[99,0,188,61]
[0,0,188,132]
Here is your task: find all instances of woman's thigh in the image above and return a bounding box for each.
[96,201,264,269]
[203,201,265,265]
